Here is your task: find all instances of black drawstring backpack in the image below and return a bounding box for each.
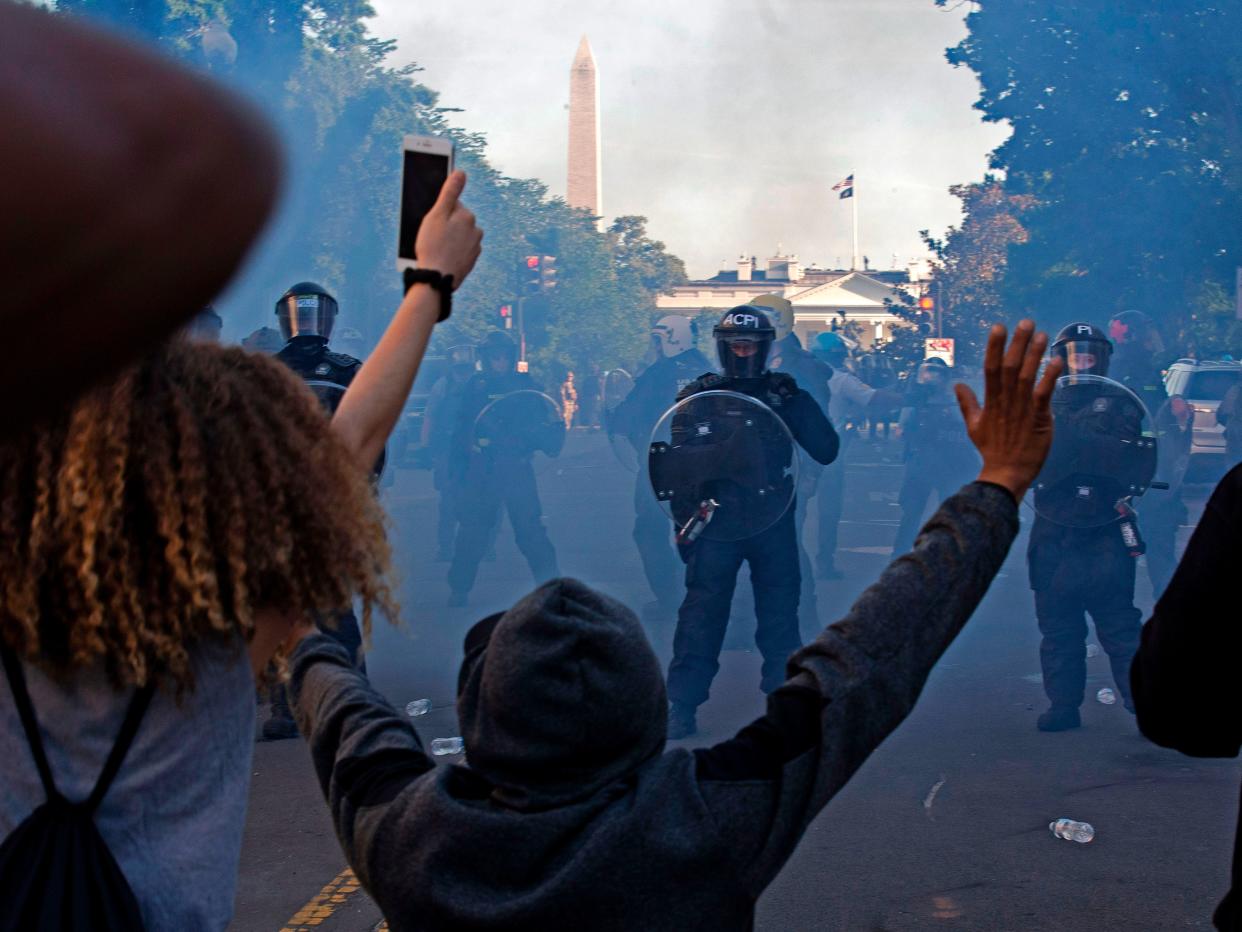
[0,645,155,931]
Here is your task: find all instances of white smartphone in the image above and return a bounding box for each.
[397,134,455,273]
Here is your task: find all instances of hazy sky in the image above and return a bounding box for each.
[371,0,1008,279]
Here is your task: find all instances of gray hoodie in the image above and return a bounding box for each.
[290,481,1018,931]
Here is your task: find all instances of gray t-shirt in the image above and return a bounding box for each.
[0,639,255,931]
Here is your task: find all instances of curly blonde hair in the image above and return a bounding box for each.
[0,341,396,692]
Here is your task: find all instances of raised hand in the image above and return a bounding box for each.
[955,320,1063,500]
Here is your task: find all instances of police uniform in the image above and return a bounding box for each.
[1027,324,1148,730]
[664,309,838,735]
[610,346,712,613]
[447,365,561,603]
[892,364,980,555]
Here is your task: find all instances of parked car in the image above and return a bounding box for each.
[1163,358,1242,480]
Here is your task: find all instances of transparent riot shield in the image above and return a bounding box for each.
[602,368,638,472]
[1029,374,1158,528]
[648,390,798,543]
[304,378,348,415]
[473,390,565,462]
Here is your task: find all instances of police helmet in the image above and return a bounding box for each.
[1108,309,1164,353]
[652,315,698,358]
[917,356,950,384]
[276,281,338,342]
[751,294,795,342]
[714,306,776,379]
[1052,322,1112,377]
[812,331,848,366]
[242,325,284,354]
[478,330,518,370]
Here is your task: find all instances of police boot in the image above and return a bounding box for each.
[261,686,299,741]
[667,702,697,740]
[1036,705,1082,732]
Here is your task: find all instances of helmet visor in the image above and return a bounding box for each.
[1061,340,1108,376]
[718,334,770,378]
[278,293,338,340]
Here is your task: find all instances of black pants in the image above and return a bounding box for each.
[815,459,845,572]
[633,467,681,610]
[893,451,979,555]
[667,511,802,709]
[1029,521,1141,708]
[448,456,558,596]
[433,464,459,555]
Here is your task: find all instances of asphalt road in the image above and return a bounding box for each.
[231,431,1238,932]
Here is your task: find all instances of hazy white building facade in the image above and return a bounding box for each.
[657,250,931,349]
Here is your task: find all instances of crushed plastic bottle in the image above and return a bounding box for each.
[431,737,464,756]
[405,699,432,717]
[1096,688,1117,705]
[1085,644,1101,659]
[1050,819,1095,843]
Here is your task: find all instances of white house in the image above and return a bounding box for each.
[657,253,929,350]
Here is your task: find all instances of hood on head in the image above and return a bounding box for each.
[457,579,667,810]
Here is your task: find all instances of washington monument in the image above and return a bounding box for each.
[567,36,602,217]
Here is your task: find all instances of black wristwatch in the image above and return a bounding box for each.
[402,268,455,322]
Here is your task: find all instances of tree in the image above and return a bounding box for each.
[938,1,1242,355]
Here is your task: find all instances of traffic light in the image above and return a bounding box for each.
[521,255,541,295]
[539,255,557,292]
[918,295,935,312]
[499,304,513,330]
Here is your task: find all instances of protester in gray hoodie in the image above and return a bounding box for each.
[287,322,1060,931]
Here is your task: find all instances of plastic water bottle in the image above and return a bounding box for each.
[405,699,432,717]
[1085,644,1100,659]
[1096,688,1117,705]
[1050,819,1095,843]
[431,737,464,756]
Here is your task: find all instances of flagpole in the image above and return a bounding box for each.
[851,173,859,271]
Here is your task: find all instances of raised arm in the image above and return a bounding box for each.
[2,2,280,433]
[331,171,482,472]
[695,323,1062,895]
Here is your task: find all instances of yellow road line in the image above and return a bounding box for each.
[279,867,364,931]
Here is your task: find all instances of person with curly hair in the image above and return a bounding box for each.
[0,171,482,930]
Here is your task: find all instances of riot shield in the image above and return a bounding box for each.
[648,390,798,543]
[602,368,638,472]
[1030,374,1157,528]
[473,390,565,461]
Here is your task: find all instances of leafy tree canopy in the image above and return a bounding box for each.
[937,0,1242,357]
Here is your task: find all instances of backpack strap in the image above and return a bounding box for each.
[1,643,156,813]
[1,643,60,802]
[84,680,155,814]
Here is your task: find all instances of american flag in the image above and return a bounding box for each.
[833,174,854,199]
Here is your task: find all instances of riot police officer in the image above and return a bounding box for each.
[609,315,712,617]
[1108,310,1168,415]
[447,331,562,607]
[1028,323,1147,732]
[275,282,364,414]
[664,307,838,739]
[892,357,981,555]
[265,281,369,740]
